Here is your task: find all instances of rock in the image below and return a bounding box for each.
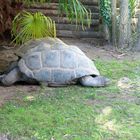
[117,77,133,89]
[0,50,18,73]
[0,134,10,140]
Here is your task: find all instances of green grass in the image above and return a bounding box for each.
[0,59,140,140]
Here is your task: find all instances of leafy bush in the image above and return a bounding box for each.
[100,0,111,26]
[12,11,56,45]
[129,0,137,17]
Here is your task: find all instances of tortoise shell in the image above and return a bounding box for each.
[18,38,100,84]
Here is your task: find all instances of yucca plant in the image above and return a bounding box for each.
[12,11,56,45]
[58,0,91,29]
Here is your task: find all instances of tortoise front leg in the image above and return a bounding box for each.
[1,67,22,86]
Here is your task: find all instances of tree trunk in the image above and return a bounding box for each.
[127,17,132,47]
[111,0,117,46]
[103,24,110,42]
[118,0,130,48]
[135,13,140,51]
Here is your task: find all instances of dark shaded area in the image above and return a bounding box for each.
[0,0,23,40]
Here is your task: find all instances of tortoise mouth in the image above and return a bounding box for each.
[104,77,110,86]
[94,76,111,86]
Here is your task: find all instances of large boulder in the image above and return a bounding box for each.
[0,49,18,73]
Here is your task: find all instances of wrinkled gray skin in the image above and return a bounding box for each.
[0,38,110,87]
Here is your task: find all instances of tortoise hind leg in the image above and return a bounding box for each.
[1,67,22,86]
[79,75,110,87]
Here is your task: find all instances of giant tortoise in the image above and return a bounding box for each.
[0,38,109,87]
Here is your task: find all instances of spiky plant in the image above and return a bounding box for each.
[12,11,56,45]
[58,0,91,28]
[17,0,91,28]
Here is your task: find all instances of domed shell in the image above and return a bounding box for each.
[18,38,100,84]
[15,37,68,57]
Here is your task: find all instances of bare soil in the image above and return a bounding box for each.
[0,85,39,106]
[0,38,140,106]
[63,38,140,61]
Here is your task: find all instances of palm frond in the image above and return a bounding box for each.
[11,11,56,45]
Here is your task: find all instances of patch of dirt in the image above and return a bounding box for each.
[86,86,140,108]
[0,85,39,106]
[86,93,140,109]
[62,38,140,61]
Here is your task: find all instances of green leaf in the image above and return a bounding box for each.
[11,11,56,45]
